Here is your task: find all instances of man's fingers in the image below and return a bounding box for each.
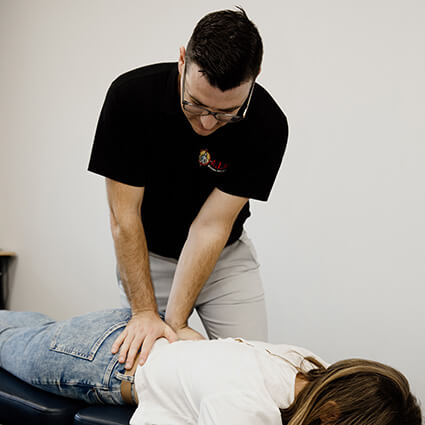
[111,329,127,354]
[125,337,144,370]
[118,333,135,363]
[139,335,155,366]
[112,314,171,367]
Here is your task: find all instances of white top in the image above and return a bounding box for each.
[130,337,328,425]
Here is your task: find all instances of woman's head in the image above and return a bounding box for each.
[281,358,422,425]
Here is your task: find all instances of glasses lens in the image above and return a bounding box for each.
[183,103,209,116]
[183,102,242,123]
[216,114,242,123]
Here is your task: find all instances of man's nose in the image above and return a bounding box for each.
[200,114,218,130]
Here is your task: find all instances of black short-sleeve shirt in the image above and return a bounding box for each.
[89,63,288,259]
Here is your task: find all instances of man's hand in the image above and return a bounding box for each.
[111,311,177,369]
[174,325,206,341]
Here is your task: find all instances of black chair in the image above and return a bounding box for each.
[0,368,136,425]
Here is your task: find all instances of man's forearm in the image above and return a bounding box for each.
[165,222,230,329]
[112,219,157,314]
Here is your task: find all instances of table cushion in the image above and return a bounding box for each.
[0,367,86,425]
[74,405,136,425]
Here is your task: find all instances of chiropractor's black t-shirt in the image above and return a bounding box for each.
[88,63,288,259]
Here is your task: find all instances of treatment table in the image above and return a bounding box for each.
[0,367,136,425]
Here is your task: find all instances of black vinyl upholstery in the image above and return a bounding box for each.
[0,368,85,424]
[0,368,136,425]
[74,406,136,425]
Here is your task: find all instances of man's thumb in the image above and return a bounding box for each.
[164,326,178,343]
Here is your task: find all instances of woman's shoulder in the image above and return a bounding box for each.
[239,339,330,370]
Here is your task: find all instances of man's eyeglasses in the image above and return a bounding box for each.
[180,64,255,123]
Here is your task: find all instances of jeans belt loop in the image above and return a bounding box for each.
[120,352,141,405]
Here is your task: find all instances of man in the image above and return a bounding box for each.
[88,7,288,370]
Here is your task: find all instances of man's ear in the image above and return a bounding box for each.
[178,46,186,75]
[319,401,340,424]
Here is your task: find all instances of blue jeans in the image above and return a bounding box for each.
[0,308,134,405]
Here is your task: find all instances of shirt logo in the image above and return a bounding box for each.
[199,149,229,173]
[199,149,211,166]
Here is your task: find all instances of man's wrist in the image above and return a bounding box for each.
[165,316,188,330]
[132,309,160,319]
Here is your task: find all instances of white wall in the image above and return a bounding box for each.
[1,0,424,405]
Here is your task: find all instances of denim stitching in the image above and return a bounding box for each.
[49,321,128,360]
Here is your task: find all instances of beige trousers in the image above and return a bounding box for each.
[117,232,268,340]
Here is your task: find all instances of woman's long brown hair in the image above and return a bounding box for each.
[280,358,422,425]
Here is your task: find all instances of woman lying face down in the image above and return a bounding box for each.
[0,308,421,425]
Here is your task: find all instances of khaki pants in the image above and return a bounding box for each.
[117,231,268,340]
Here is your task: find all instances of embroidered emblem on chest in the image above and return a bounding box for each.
[198,149,229,173]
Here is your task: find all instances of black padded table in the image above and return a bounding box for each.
[0,368,136,425]
[74,406,136,425]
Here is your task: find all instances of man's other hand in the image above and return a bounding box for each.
[111,311,178,369]
[175,325,206,341]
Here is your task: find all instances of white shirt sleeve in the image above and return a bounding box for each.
[198,391,282,425]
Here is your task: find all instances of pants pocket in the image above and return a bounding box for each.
[240,231,260,267]
[49,308,131,360]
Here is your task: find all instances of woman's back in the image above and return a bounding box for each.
[132,337,326,425]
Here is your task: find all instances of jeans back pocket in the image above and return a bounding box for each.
[49,308,131,360]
